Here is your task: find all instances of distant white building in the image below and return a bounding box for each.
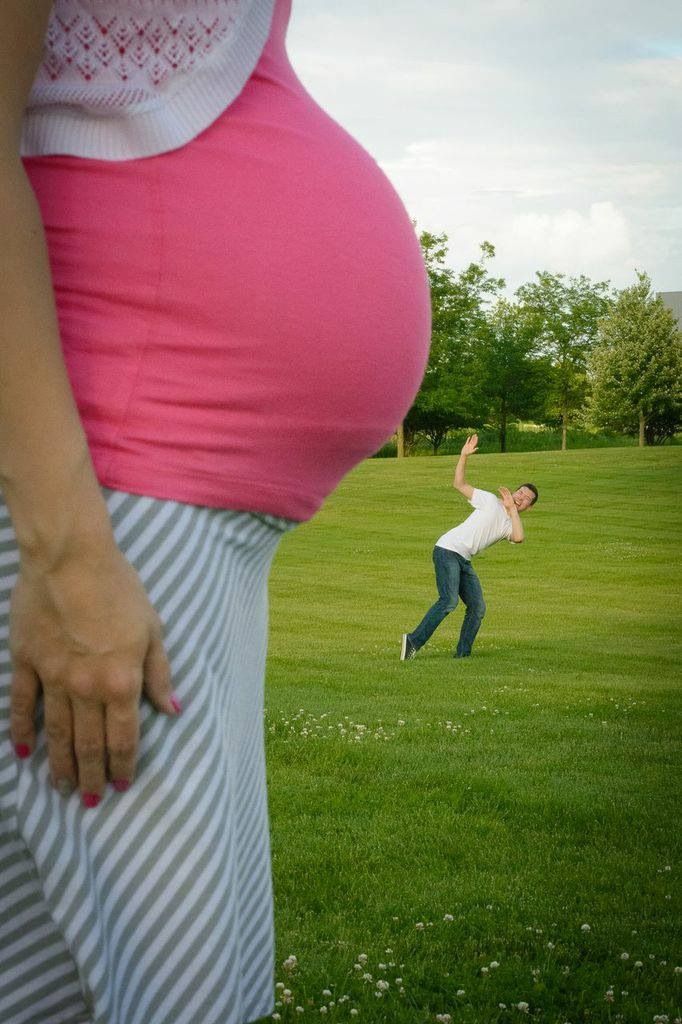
[659,291,682,329]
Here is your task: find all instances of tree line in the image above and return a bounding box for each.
[400,230,682,453]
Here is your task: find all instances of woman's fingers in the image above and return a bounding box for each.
[43,689,77,795]
[71,697,107,806]
[9,661,39,758]
[104,698,139,792]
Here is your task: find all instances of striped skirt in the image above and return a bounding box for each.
[0,485,298,1024]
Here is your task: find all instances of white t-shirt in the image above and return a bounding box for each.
[435,488,514,560]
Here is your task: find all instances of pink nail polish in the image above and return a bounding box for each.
[14,743,31,759]
[170,695,182,714]
[112,779,130,792]
[82,793,101,808]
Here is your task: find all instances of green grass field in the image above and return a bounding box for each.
[262,446,681,1024]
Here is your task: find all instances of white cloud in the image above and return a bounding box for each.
[502,202,635,284]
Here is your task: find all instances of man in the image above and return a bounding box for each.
[400,434,538,660]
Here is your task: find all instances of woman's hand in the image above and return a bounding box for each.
[460,434,479,456]
[8,538,179,806]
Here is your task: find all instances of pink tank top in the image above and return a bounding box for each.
[22,0,432,522]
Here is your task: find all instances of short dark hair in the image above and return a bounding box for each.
[519,483,538,506]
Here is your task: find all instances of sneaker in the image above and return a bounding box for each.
[400,634,418,661]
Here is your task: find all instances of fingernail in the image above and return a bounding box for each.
[56,778,75,797]
[112,779,130,792]
[14,743,31,759]
[170,694,182,714]
[82,793,101,808]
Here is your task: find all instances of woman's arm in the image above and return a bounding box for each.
[1,5,178,809]
[0,0,113,562]
[0,156,114,562]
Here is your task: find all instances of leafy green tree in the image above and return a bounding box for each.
[474,299,550,451]
[515,272,615,450]
[586,271,682,445]
[404,234,505,453]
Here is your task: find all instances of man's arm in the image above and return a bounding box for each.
[453,434,478,500]
[499,487,524,543]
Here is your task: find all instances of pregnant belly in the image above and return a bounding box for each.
[141,78,432,444]
[21,75,432,505]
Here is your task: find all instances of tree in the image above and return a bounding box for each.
[474,299,550,451]
[515,272,615,450]
[403,234,505,453]
[586,271,682,445]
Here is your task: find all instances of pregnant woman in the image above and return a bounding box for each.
[0,1,431,1021]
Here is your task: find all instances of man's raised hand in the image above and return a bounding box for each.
[461,434,479,456]
[498,486,516,514]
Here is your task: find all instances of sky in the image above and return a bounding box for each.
[285,0,682,301]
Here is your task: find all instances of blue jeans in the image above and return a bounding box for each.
[408,545,486,656]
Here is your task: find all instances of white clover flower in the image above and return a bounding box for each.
[275,982,284,990]
[357,953,368,963]
[362,973,372,982]
[621,952,629,960]
[480,966,489,975]
[295,1008,304,1014]
[490,961,500,968]
[517,1001,530,1013]
[350,1011,358,1018]
[581,923,591,932]
[378,963,386,970]
[443,914,454,922]
[395,977,402,984]
[435,1015,452,1023]
[635,961,643,968]
[605,989,615,1003]
[621,990,628,996]
[415,922,425,930]
[675,966,682,974]
[322,989,332,997]
[456,989,466,996]
[499,1004,507,1010]
[319,1008,328,1015]
[547,942,555,949]
[376,980,389,991]
[272,1016,281,1022]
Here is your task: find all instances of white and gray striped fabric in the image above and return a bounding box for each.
[0,484,298,1024]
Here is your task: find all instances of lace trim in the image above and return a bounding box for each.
[33,1,243,105]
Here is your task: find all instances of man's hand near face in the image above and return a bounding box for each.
[499,487,524,542]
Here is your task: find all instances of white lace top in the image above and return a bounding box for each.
[20,0,276,160]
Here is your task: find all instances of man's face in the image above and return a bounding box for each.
[512,486,535,512]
